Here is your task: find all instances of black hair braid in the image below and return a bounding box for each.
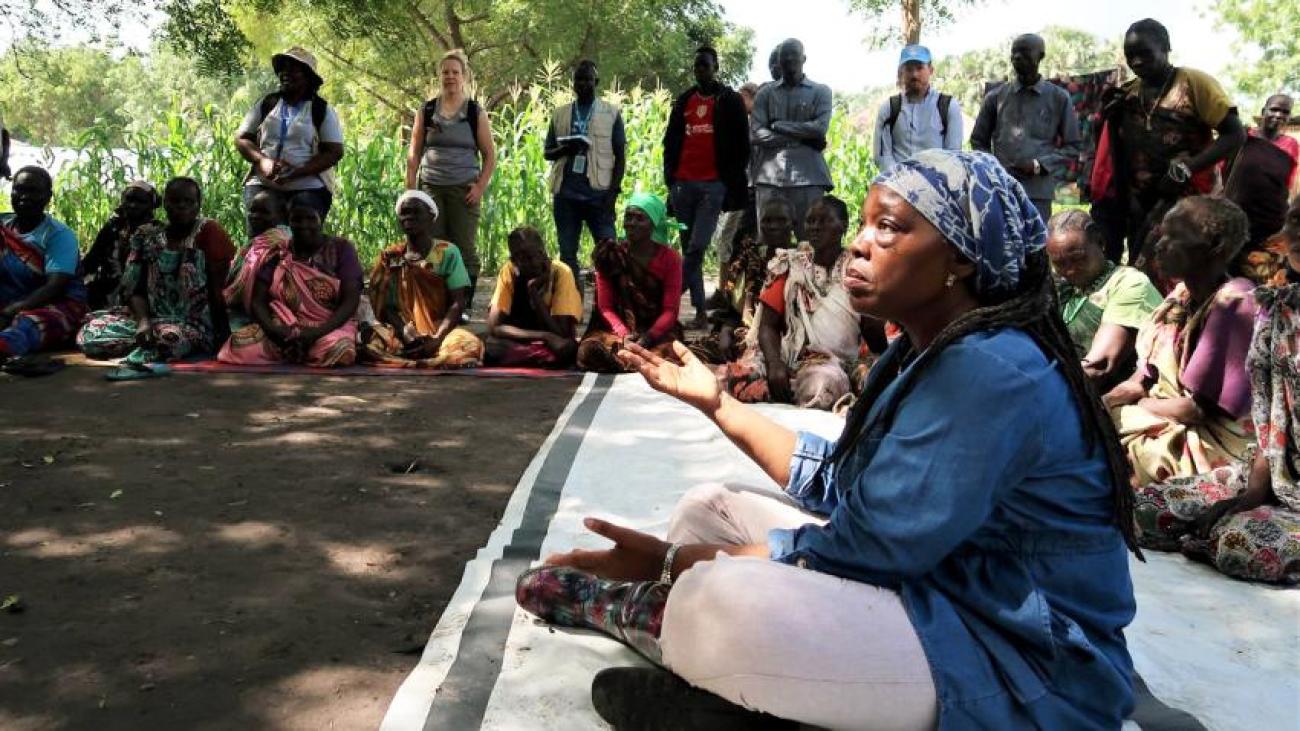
[832,250,1141,555]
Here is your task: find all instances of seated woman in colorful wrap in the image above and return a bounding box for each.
[1133,195,1300,584]
[691,197,797,365]
[576,192,684,373]
[1046,210,1163,392]
[78,178,235,364]
[224,190,291,333]
[1104,197,1258,486]
[727,197,795,327]
[724,195,868,410]
[0,167,88,362]
[82,181,162,310]
[358,190,484,368]
[228,190,291,285]
[482,226,582,368]
[515,150,1138,730]
[218,201,362,367]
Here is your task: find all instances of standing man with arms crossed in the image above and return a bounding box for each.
[750,39,833,242]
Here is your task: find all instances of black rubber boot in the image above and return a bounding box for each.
[461,274,478,324]
[591,666,800,731]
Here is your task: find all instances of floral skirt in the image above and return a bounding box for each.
[725,348,852,411]
[0,297,88,357]
[1135,463,1300,584]
[77,307,210,364]
[576,331,677,373]
[686,325,749,366]
[1114,402,1252,485]
[358,322,483,369]
[218,320,357,368]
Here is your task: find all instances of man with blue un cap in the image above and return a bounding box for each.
[874,43,963,174]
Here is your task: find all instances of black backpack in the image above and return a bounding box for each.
[421,97,482,149]
[885,92,953,139]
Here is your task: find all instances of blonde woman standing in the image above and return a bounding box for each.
[406,50,496,313]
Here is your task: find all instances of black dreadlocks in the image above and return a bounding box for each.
[829,248,1142,555]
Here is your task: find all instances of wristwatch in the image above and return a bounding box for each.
[1167,160,1192,184]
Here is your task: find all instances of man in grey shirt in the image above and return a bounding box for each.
[751,38,832,240]
[874,45,963,174]
[970,34,1082,223]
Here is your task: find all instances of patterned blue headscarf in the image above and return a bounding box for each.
[874,149,1046,297]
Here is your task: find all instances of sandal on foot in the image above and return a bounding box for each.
[591,666,799,731]
[105,362,172,381]
[1,356,66,377]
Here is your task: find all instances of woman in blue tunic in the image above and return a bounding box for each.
[516,150,1139,730]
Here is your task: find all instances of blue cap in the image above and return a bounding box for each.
[899,44,932,67]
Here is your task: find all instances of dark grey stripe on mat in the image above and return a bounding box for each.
[419,374,1206,731]
[423,374,613,731]
[1130,672,1207,731]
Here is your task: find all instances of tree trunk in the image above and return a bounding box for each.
[902,0,921,44]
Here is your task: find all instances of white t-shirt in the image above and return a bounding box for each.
[238,97,344,191]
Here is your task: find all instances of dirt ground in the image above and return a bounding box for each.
[0,366,577,730]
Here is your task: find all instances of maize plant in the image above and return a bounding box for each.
[41,75,879,274]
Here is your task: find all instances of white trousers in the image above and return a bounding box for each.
[659,483,939,731]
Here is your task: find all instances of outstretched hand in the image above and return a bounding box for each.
[617,341,722,414]
[544,517,669,581]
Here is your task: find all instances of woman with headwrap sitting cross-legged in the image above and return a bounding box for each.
[575,192,684,373]
[514,150,1140,730]
[358,190,484,368]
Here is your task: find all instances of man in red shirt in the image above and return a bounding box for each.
[663,46,750,328]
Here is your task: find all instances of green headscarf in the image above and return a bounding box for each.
[623,191,683,245]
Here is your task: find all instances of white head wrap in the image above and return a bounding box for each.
[395,189,439,219]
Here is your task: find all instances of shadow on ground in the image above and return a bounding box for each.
[0,367,576,730]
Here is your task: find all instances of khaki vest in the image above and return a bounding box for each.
[547,99,619,194]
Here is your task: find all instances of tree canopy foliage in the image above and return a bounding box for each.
[1209,0,1298,111]
[842,0,983,46]
[0,42,255,147]
[937,26,1124,117]
[160,0,754,119]
[0,0,153,46]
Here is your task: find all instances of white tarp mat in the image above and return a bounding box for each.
[382,374,1299,731]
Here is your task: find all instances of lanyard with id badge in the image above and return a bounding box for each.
[275,100,303,162]
[570,101,594,175]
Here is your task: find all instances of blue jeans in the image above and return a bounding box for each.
[670,180,726,312]
[243,185,333,233]
[553,195,616,279]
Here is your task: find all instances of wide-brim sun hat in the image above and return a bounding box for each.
[272,47,324,87]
